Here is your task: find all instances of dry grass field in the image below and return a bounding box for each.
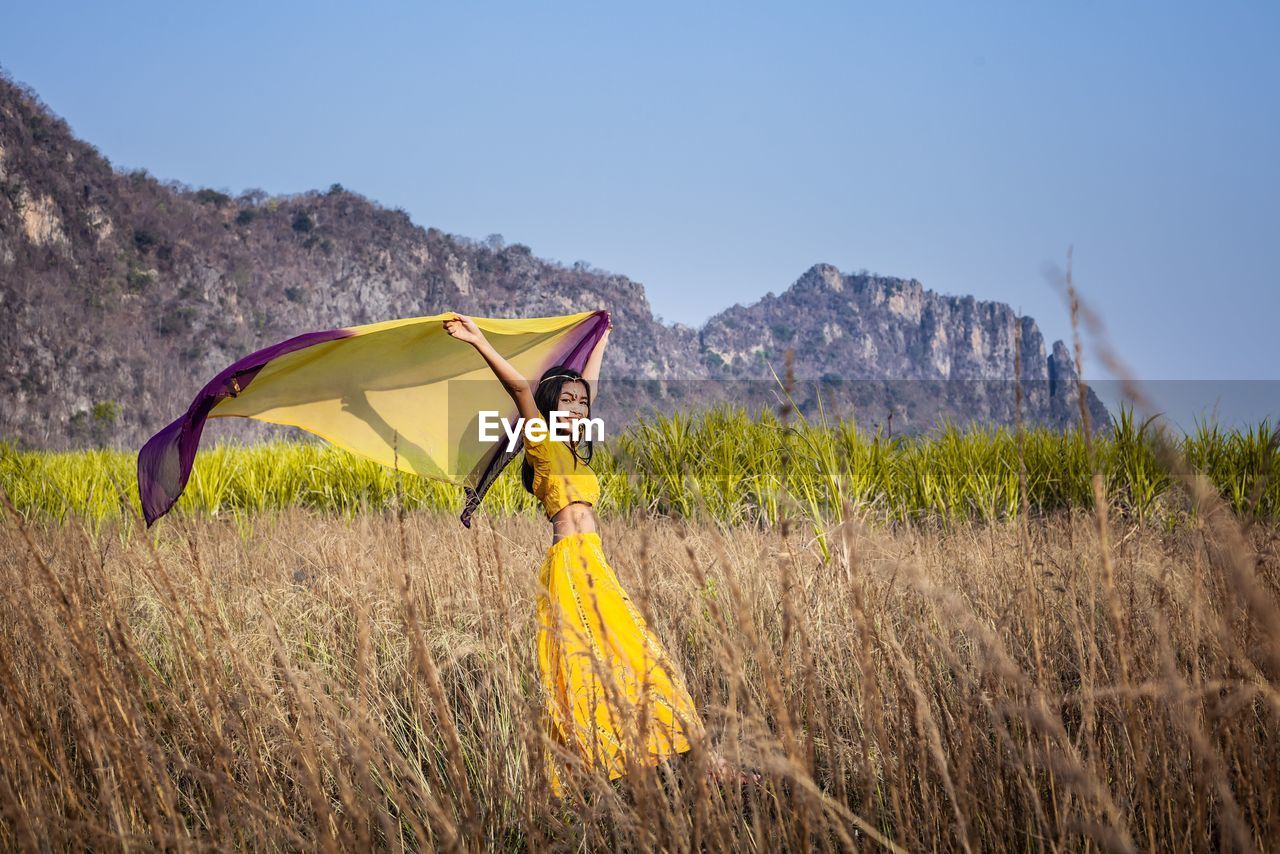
[2,496,1277,851]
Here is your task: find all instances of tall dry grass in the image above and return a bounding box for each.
[2,496,1277,851]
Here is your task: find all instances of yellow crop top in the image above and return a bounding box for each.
[523,429,600,519]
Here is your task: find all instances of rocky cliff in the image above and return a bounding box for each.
[0,73,1108,449]
[699,263,1106,431]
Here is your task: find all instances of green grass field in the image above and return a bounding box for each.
[3,405,1275,540]
[2,404,1279,849]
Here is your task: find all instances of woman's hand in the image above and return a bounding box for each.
[444,314,485,346]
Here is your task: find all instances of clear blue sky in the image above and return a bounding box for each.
[4,1,1278,423]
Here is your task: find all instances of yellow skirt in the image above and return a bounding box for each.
[536,532,701,796]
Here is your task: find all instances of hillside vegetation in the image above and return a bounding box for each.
[1,71,1106,450]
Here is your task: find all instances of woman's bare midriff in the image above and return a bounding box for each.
[550,501,598,544]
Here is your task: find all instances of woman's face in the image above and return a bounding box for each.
[556,380,590,423]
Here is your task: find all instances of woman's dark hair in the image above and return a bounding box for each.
[521,364,593,495]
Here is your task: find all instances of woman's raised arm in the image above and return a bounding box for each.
[581,313,613,400]
[443,314,542,423]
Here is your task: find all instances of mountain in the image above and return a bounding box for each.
[700,264,1104,432]
[0,72,1109,450]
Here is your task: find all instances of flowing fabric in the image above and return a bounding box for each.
[537,531,701,796]
[136,309,610,526]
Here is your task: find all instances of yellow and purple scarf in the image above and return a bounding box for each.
[137,309,609,527]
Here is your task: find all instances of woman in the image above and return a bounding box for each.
[443,311,747,796]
